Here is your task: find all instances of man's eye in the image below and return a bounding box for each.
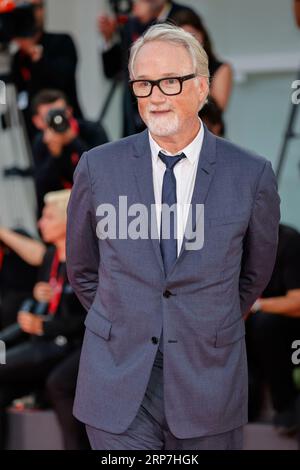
[139,81,151,88]
[164,78,177,85]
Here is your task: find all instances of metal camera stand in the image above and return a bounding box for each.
[98,0,133,125]
[276,67,300,182]
[0,45,38,235]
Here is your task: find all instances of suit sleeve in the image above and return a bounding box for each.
[66,152,100,311]
[239,161,281,316]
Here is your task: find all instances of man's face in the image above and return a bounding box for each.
[132,41,207,139]
[28,0,45,31]
[32,98,71,131]
[38,205,66,244]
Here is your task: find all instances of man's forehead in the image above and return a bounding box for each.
[134,41,193,76]
[39,99,66,113]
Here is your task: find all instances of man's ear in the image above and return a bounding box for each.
[198,76,209,101]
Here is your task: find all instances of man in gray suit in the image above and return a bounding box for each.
[66,24,280,450]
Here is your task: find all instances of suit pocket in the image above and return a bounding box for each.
[84,307,112,341]
[215,316,245,347]
[209,214,248,227]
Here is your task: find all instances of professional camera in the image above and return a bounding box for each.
[0,298,48,346]
[0,0,37,44]
[46,108,70,134]
[109,0,133,17]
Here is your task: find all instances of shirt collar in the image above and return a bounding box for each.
[149,119,204,165]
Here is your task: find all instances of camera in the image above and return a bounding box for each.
[109,0,133,17]
[0,1,37,44]
[46,108,70,134]
[0,298,48,345]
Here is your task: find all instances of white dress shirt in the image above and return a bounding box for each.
[149,120,204,255]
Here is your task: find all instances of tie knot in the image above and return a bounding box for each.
[158,151,186,171]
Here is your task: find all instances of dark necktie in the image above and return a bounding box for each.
[158,151,187,276]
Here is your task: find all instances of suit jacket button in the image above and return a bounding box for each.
[163,290,171,298]
[151,337,158,344]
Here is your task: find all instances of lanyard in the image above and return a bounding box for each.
[0,246,3,271]
[47,250,64,316]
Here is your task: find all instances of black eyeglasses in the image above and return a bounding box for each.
[129,73,197,98]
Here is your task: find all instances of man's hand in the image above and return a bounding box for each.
[18,312,44,335]
[98,15,117,42]
[33,282,53,303]
[43,127,76,157]
[14,38,43,62]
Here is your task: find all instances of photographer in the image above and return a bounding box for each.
[99,0,196,136]
[9,0,83,141]
[0,190,86,450]
[31,89,108,214]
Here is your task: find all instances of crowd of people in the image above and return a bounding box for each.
[0,0,299,449]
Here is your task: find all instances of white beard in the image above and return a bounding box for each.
[145,111,180,137]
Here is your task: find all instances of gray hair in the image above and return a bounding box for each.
[128,23,210,80]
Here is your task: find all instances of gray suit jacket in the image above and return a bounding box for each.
[66,126,280,438]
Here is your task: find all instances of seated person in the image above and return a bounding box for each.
[46,348,90,450]
[246,224,300,434]
[0,227,44,329]
[31,89,109,214]
[0,190,86,450]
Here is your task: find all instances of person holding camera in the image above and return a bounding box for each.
[99,0,196,136]
[10,0,83,141]
[0,190,86,450]
[31,89,109,215]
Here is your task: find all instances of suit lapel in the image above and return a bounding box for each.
[170,126,217,274]
[131,126,217,278]
[132,130,165,274]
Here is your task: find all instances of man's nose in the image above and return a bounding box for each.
[150,84,167,103]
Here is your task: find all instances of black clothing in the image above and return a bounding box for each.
[11,32,83,141]
[246,224,300,419]
[0,229,38,329]
[0,246,86,449]
[208,57,224,79]
[33,119,108,215]
[46,349,90,450]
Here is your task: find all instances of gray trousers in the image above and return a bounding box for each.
[86,351,243,450]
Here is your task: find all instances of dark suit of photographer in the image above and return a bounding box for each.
[10,1,83,141]
[31,90,108,215]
